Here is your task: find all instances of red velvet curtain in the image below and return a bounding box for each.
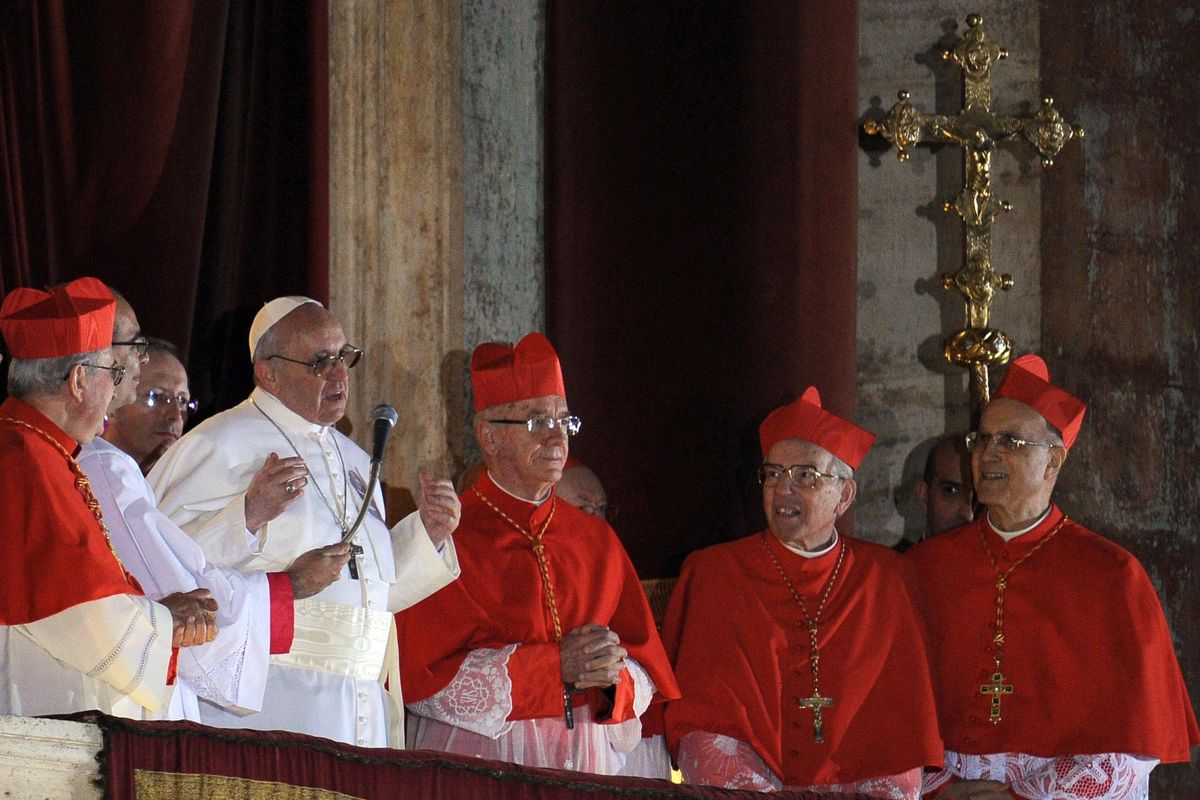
[546,2,859,577]
[96,713,868,800]
[0,0,327,416]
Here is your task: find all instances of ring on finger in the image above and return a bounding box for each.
[284,482,297,495]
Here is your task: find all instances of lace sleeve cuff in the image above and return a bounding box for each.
[406,645,518,739]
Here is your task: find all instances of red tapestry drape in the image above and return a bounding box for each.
[546,1,859,578]
[0,0,327,418]
[93,714,871,800]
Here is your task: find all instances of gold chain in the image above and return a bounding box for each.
[473,488,563,640]
[977,514,1067,722]
[0,416,132,581]
[761,534,845,705]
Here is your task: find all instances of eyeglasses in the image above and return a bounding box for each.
[68,362,126,386]
[487,415,582,436]
[578,502,619,523]
[111,337,150,358]
[138,389,200,418]
[758,463,845,490]
[965,431,1059,454]
[269,345,363,378]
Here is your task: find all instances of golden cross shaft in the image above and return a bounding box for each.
[863,14,1083,421]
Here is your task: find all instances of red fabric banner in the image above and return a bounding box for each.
[88,713,873,800]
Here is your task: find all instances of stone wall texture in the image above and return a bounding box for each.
[1040,1,1199,795]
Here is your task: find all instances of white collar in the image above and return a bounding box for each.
[781,530,839,559]
[251,386,327,437]
[987,506,1052,542]
[487,469,552,506]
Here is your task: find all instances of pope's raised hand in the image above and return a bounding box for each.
[244,452,308,533]
[418,472,460,548]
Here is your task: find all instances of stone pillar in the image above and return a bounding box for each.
[857,2,1042,544]
[329,1,465,513]
[461,0,545,467]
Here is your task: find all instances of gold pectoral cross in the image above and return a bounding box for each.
[980,671,1013,723]
[796,691,834,743]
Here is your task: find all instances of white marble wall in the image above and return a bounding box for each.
[0,716,102,799]
[857,1,1042,544]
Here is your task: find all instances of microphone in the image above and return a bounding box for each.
[370,404,399,464]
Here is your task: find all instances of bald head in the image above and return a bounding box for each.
[556,463,609,519]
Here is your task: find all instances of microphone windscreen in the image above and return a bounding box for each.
[372,404,399,427]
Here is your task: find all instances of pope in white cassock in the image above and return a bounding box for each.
[150,297,462,747]
[79,292,350,722]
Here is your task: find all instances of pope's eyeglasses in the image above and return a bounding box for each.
[269,345,363,378]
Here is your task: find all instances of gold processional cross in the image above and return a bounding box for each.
[864,14,1083,422]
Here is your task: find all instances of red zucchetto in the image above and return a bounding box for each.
[0,277,115,359]
[470,332,566,412]
[994,353,1087,450]
[758,386,876,468]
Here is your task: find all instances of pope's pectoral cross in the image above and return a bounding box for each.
[347,541,364,579]
[796,691,834,743]
[980,671,1013,724]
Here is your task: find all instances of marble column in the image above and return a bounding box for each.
[329,1,465,514]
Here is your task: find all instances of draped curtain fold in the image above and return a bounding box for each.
[0,0,327,415]
[546,1,860,577]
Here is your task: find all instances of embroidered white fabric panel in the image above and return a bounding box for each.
[407,644,517,738]
[925,750,1158,800]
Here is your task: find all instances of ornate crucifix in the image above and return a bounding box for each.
[980,670,1013,724]
[864,14,1083,422]
[797,690,834,743]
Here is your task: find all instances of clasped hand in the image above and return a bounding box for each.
[159,588,219,647]
[559,622,627,688]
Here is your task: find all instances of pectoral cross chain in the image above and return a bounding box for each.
[796,691,835,743]
[980,671,1013,724]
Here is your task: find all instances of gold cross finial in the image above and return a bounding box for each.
[863,14,1083,421]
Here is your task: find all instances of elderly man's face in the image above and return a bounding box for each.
[763,438,855,550]
[108,297,147,412]
[105,350,190,466]
[76,346,120,442]
[259,306,350,426]
[973,397,1063,527]
[480,394,569,501]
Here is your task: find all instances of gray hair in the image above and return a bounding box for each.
[827,453,854,481]
[8,349,104,398]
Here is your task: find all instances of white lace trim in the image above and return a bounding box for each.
[679,731,920,798]
[406,644,517,738]
[925,750,1158,800]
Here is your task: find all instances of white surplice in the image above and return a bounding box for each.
[0,593,175,719]
[149,388,459,747]
[79,437,273,722]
